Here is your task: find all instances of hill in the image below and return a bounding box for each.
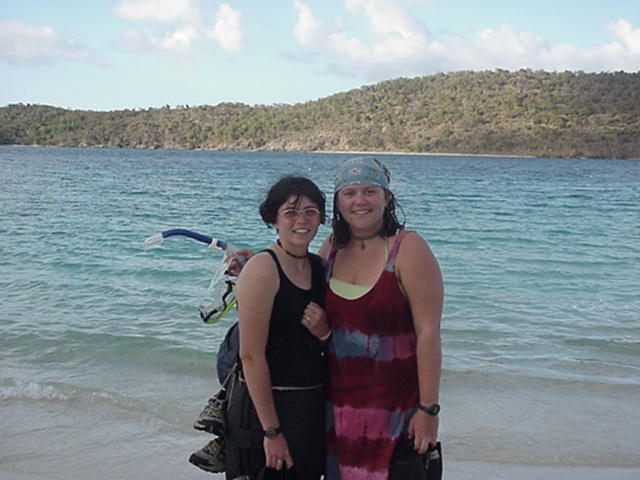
[1,69,639,159]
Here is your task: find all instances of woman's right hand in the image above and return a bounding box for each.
[264,434,294,470]
[301,302,331,340]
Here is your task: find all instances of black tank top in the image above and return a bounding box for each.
[261,249,325,387]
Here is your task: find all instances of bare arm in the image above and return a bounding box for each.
[396,232,444,453]
[236,252,294,469]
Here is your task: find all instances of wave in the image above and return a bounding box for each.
[0,380,69,401]
[0,376,205,433]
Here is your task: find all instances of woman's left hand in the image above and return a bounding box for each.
[224,249,253,276]
[300,302,330,340]
[408,409,439,454]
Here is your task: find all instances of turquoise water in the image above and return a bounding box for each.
[1,146,639,478]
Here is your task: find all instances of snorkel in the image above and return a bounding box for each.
[143,228,246,324]
[144,228,243,260]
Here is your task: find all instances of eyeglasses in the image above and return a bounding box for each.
[279,206,322,220]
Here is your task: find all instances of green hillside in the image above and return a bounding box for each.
[1,69,638,158]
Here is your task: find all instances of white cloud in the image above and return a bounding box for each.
[346,0,427,39]
[293,0,323,47]
[0,21,93,64]
[607,19,640,55]
[114,0,244,55]
[477,26,546,59]
[113,0,200,23]
[291,1,640,80]
[161,25,201,52]
[209,4,244,53]
[115,26,200,54]
[465,26,550,70]
[293,0,434,78]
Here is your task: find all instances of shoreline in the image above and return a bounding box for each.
[315,149,538,159]
[3,143,638,160]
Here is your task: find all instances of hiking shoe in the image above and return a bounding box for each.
[193,388,226,435]
[188,437,225,473]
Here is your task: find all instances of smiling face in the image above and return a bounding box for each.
[273,194,322,249]
[336,183,389,235]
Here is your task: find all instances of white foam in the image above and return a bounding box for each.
[0,380,69,401]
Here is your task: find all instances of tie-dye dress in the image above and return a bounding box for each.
[324,230,419,480]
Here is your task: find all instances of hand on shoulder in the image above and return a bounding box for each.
[317,235,333,262]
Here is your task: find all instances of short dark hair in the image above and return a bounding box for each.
[259,176,326,226]
[331,189,404,248]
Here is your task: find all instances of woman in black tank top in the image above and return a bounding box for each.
[225,176,331,480]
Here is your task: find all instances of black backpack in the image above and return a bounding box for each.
[216,322,239,385]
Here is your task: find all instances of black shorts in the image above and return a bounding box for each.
[225,380,325,480]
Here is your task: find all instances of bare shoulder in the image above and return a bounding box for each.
[399,231,434,258]
[237,250,278,289]
[396,231,443,316]
[397,231,441,277]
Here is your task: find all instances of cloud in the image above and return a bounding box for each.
[292,0,436,79]
[293,0,323,47]
[0,21,94,64]
[115,26,201,54]
[161,24,201,52]
[113,0,200,23]
[345,0,428,39]
[291,0,640,80]
[606,19,640,55]
[209,4,244,53]
[114,0,243,55]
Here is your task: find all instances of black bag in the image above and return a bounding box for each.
[389,439,442,480]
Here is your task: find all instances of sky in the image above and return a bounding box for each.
[1,0,639,111]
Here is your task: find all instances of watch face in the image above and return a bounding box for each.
[264,427,279,439]
[419,403,441,416]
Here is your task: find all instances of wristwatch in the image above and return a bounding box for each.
[263,426,282,439]
[417,403,441,416]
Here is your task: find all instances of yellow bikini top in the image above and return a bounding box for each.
[329,277,373,300]
[329,238,389,300]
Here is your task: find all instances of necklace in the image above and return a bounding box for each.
[352,231,381,250]
[277,239,308,259]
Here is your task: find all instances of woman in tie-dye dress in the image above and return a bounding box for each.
[318,157,444,480]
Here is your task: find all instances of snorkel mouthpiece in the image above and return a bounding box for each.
[143,233,164,249]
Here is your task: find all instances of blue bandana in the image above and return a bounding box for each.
[334,157,390,193]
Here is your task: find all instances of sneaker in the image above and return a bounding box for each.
[193,388,226,435]
[188,437,225,473]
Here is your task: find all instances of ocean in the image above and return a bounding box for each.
[1,146,638,480]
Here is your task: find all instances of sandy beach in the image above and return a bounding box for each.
[1,399,638,480]
[2,459,639,480]
[2,461,639,480]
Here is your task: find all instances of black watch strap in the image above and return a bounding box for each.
[263,426,282,439]
[417,403,441,416]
